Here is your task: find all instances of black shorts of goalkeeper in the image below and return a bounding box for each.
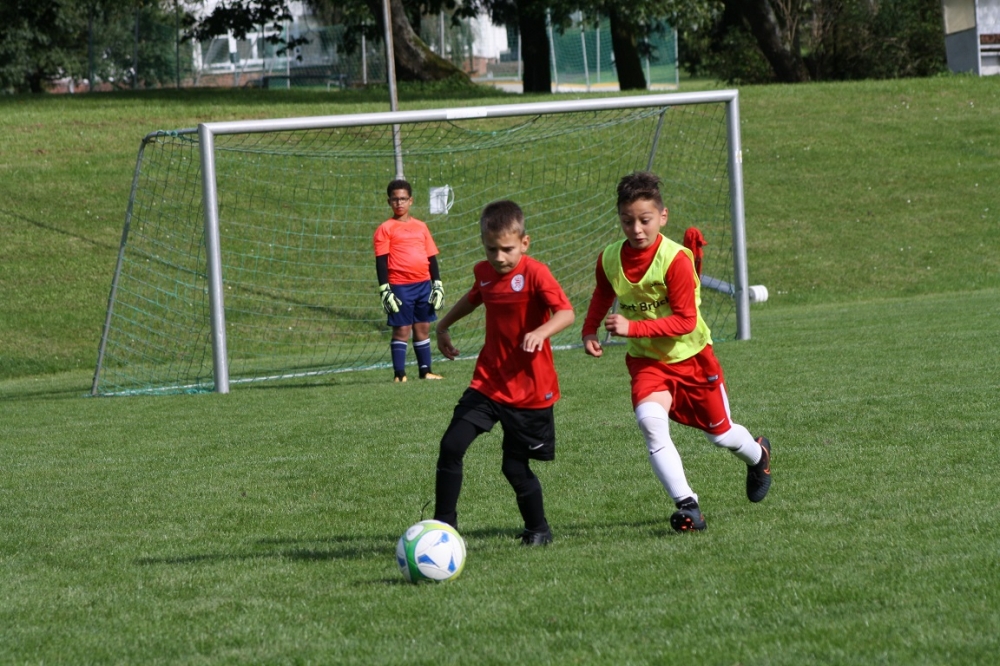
[452,388,556,461]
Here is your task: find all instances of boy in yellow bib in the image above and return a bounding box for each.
[582,171,772,532]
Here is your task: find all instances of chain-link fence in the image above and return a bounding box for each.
[54,8,673,93]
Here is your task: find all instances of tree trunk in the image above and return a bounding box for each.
[368,0,470,82]
[727,0,809,82]
[518,8,551,93]
[608,9,646,91]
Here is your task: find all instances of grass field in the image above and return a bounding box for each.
[1,75,999,663]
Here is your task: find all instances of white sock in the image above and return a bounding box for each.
[706,423,761,465]
[635,402,695,504]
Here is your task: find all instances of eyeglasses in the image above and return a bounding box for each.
[389,197,411,204]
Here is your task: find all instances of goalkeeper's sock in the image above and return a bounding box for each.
[413,338,433,376]
[391,340,408,377]
[635,401,694,503]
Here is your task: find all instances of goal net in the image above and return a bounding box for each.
[92,92,749,396]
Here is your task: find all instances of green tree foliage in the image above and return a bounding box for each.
[0,0,86,92]
[0,0,192,93]
[677,0,946,84]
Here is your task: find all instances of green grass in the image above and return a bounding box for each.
[2,291,998,663]
[2,76,1000,663]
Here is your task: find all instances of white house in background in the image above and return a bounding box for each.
[469,14,508,60]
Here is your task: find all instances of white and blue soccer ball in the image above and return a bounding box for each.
[395,520,466,583]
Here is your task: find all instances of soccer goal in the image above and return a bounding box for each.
[92,91,751,396]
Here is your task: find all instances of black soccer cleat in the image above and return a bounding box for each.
[746,436,772,503]
[670,498,706,532]
[518,526,553,546]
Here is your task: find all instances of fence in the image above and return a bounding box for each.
[54,9,675,93]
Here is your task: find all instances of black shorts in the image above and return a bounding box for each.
[452,388,556,461]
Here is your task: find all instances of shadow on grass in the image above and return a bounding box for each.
[0,208,118,252]
[133,517,684,567]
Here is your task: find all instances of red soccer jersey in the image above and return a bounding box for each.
[466,255,572,409]
[373,217,439,285]
[581,235,698,340]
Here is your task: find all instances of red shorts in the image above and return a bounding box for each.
[626,345,733,435]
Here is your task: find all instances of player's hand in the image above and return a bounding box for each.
[379,283,401,315]
[583,334,603,358]
[429,280,445,311]
[437,328,459,360]
[603,313,630,337]
[522,331,545,353]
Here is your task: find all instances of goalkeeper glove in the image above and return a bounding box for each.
[429,280,445,311]
[379,283,401,315]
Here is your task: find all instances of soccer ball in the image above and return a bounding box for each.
[395,520,466,583]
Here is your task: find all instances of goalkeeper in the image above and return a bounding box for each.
[374,179,445,382]
[582,171,772,533]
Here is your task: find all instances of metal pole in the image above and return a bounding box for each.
[547,10,558,91]
[175,0,181,88]
[193,90,742,136]
[580,23,590,92]
[726,94,751,340]
[517,30,522,81]
[673,27,679,87]
[133,7,140,89]
[88,10,95,92]
[439,11,445,57]
[382,0,404,177]
[362,34,368,85]
[596,18,600,84]
[198,124,231,393]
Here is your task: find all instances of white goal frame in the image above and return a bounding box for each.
[94,91,750,396]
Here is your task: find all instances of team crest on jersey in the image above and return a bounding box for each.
[511,274,525,292]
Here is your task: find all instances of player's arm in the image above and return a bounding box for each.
[375,254,401,314]
[428,255,444,310]
[522,308,575,353]
[435,292,478,360]
[582,253,616,358]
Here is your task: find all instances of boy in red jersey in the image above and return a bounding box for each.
[374,179,445,382]
[433,200,575,546]
[582,171,772,532]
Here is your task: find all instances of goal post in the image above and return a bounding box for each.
[93,91,753,397]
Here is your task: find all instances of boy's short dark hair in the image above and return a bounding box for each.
[480,200,525,237]
[387,179,412,197]
[617,171,664,210]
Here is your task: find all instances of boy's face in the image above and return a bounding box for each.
[388,189,412,219]
[618,198,667,250]
[482,229,530,274]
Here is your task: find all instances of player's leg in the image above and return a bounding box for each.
[635,394,693,501]
[498,405,555,545]
[634,393,706,532]
[693,381,772,502]
[411,322,441,380]
[500,455,551,545]
[410,281,442,379]
[389,324,411,382]
[434,390,496,528]
[387,286,415,382]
